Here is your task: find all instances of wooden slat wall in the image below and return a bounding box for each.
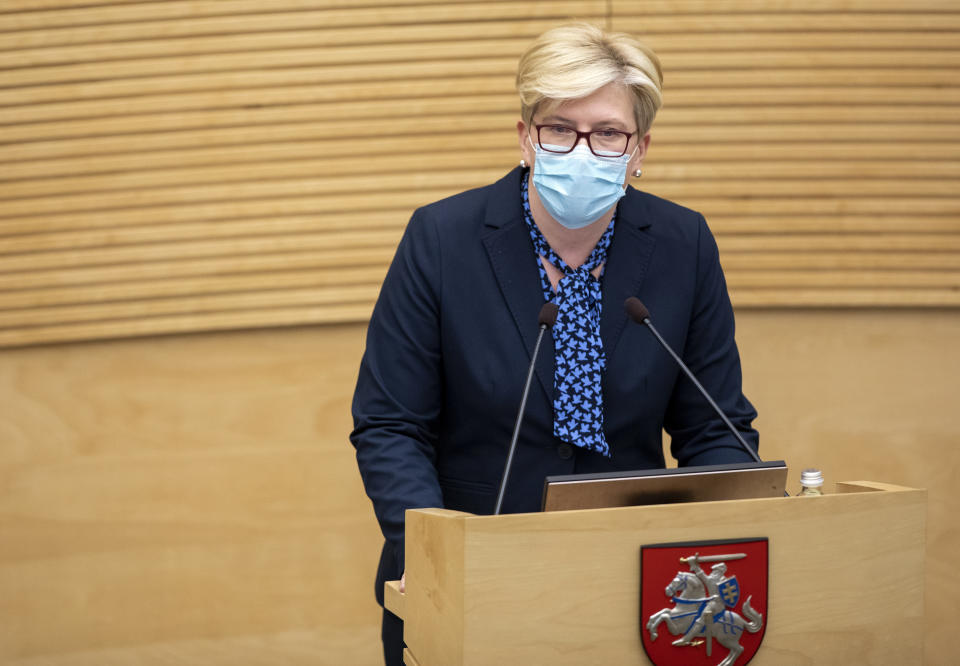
[1,1,958,348]
[613,0,960,307]
[0,0,602,347]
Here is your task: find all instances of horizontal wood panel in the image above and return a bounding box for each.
[5,120,957,171]
[708,215,960,234]
[5,211,960,258]
[2,71,957,125]
[3,247,957,295]
[681,198,960,216]
[0,229,405,273]
[0,20,564,69]
[7,138,960,177]
[0,100,519,151]
[0,266,385,310]
[0,0,957,350]
[5,89,958,146]
[5,229,959,276]
[2,195,957,240]
[5,0,954,27]
[0,284,381,328]
[1,0,451,12]
[0,78,517,124]
[5,47,959,90]
[2,0,174,9]
[721,252,960,270]
[727,270,960,288]
[731,288,960,307]
[665,68,959,88]
[0,0,491,26]
[0,151,514,199]
[4,157,958,202]
[663,50,960,69]
[4,286,960,349]
[5,29,958,74]
[5,213,959,260]
[0,40,537,89]
[4,15,957,55]
[3,176,958,221]
[0,1,603,31]
[616,14,960,34]
[0,189,457,236]
[0,211,408,252]
[0,169,506,218]
[646,31,960,51]
[0,58,522,107]
[618,2,960,315]
[6,143,960,186]
[0,303,376,348]
[616,0,959,12]
[4,107,957,149]
[719,234,960,252]
[666,86,960,106]
[0,3,605,48]
[3,266,956,313]
[0,138,518,179]
[0,246,396,291]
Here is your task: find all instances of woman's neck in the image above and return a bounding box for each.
[528,179,614,268]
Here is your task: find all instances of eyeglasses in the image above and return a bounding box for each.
[534,124,636,158]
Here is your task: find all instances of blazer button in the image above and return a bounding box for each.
[557,442,574,460]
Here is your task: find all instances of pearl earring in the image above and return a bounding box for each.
[520,159,527,168]
[634,168,642,177]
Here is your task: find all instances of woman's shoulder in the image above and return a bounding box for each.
[621,186,712,244]
[623,186,704,223]
[410,168,522,232]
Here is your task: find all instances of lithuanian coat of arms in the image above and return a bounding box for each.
[640,538,768,666]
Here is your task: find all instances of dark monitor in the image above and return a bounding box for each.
[541,460,788,512]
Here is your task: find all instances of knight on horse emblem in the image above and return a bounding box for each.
[641,539,768,666]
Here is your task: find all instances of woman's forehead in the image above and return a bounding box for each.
[535,86,635,125]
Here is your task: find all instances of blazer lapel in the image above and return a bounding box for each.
[601,189,657,357]
[482,168,555,402]
[481,175,657,404]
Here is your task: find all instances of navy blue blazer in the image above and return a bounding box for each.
[350,167,758,606]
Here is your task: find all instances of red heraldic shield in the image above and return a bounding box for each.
[640,538,768,666]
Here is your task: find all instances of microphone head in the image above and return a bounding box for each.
[538,302,559,328]
[624,297,650,323]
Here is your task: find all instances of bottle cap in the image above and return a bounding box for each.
[800,468,823,487]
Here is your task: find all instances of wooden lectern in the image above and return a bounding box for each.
[385,481,925,665]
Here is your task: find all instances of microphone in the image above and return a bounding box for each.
[624,297,762,464]
[494,302,559,515]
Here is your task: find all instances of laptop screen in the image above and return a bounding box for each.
[542,460,788,512]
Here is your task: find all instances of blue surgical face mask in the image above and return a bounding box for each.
[529,137,635,230]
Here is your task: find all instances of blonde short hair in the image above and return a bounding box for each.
[516,23,663,135]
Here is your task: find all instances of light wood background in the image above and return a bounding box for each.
[1,1,958,664]
[1,312,958,664]
[2,0,958,348]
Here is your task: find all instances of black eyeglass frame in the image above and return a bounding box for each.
[533,124,637,158]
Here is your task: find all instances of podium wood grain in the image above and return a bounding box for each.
[400,482,925,665]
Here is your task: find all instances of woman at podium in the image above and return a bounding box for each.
[350,23,760,665]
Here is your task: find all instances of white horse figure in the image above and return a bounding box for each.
[646,571,763,666]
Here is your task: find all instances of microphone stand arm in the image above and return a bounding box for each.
[642,317,762,464]
[494,322,549,515]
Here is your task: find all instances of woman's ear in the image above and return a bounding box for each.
[517,120,535,167]
[630,131,652,176]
